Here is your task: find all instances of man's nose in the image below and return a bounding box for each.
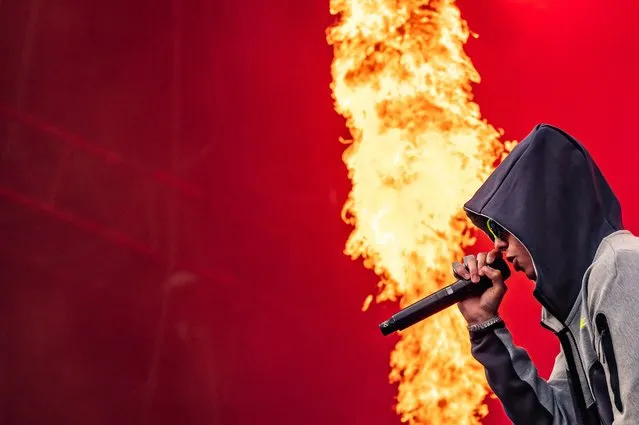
[494,238,507,251]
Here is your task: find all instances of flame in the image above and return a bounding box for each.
[327,1,514,424]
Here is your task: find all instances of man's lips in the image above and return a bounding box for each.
[507,256,522,272]
[513,259,522,272]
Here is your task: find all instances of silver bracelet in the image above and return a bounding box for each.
[467,316,503,332]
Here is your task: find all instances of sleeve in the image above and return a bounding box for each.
[470,323,576,424]
[587,248,639,424]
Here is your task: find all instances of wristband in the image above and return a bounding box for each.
[467,315,503,332]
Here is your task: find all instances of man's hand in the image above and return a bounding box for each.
[454,249,508,326]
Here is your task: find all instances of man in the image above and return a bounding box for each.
[453,124,639,425]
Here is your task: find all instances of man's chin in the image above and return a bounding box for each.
[517,268,537,281]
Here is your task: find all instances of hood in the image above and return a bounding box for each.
[463,124,623,323]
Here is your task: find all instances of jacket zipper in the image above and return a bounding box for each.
[595,313,623,413]
[555,329,601,425]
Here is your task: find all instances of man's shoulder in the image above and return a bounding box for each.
[597,230,639,262]
[588,231,639,289]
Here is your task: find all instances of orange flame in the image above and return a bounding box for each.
[327,1,514,424]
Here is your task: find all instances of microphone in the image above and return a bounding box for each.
[379,257,511,336]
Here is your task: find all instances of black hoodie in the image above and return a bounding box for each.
[465,123,622,322]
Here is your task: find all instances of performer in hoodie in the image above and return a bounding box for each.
[453,124,638,425]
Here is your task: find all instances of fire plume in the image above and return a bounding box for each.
[327,1,513,424]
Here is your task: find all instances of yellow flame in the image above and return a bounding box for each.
[327,1,514,424]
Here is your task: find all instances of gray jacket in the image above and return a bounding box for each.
[463,125,636,424]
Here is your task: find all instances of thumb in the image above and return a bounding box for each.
[481,265,505,287]
[486,249,502,264]
[483,266,507,301]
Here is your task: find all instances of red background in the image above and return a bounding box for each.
[1,1,638,424]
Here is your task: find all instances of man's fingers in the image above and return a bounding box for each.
[458,252,505,283]
[486,249,502,264]
[477,252,487,276]
[453,262,470,280]
[464,255,479,283]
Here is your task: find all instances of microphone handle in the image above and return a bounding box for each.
[379,278,490,336]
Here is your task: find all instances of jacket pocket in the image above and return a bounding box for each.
[595,313,623,413]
